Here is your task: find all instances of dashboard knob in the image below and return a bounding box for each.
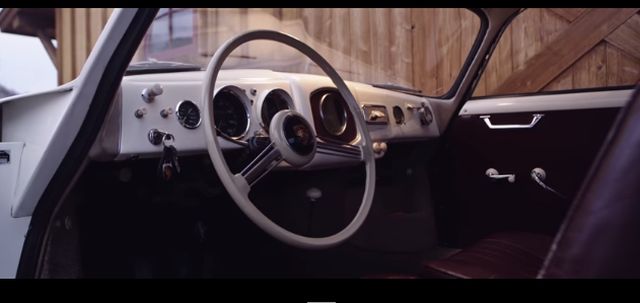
[306,187,322,202]
[160,107,173,118]
[372,141,388,156]
[134,108,147,119]
[141,84,163,103]
[418,106,434,126]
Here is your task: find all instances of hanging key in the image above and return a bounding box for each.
[158,134,180,182]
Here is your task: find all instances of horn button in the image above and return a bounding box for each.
[269,110,317,167]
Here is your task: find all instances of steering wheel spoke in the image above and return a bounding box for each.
[316,140,363,161]
[238,142,283,188]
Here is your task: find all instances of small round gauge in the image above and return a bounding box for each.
[261,89,292,130]
[319,92,348,136]
[213,87,250,139]
[175,100,202,129]
[392,105,405,124]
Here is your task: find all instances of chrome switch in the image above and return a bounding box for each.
[141,84,163,103]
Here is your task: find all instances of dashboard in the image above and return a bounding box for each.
[89,69,440,168]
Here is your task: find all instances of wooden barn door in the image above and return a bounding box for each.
[474,8,640,96]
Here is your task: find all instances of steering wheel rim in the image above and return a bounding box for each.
[202,30,376,249]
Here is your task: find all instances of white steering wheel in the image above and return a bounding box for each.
[202,30,376,249]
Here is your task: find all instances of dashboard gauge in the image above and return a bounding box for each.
[319,91,348,136]
[392,105,405,125]
[261,89,292,130]
[213,86,250,139]
[175,100,201,129]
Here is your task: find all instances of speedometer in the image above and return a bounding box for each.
[212,86,250,139]
[176,100,201,129]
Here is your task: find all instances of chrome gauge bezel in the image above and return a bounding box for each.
[175,100,202,129]
[319,91,348,136]
[259,88,294,130]
[212,85,252,140]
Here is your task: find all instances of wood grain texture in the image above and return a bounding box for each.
[492,8,640,95]
[281,8,301,20]
[390,9,413,88]
[606,14,640,61]
[195,9,208,55]
[483,26,513,94]
[549,8,587,22]
[539,9,572,92]
[572,42,607,89]
[330,8,352,76]
[510,8,542,72]
[540,9,570,46]
[54,8,482,95]
[371,8,390,84]
[59,8,74,84]
[73,8,88,76]
[349,9,372,84]
[553,10,640,61]
[55,8,63,84]
[53,8,639,94]
[540,9,640,93]
[299,8,325,76]
[411,9,438,95]
[542,67,573,91]
[88,9,104,50]
[606,43,640,86]
[435,9,462,96]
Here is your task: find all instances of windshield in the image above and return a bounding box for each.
[131,8,482,97]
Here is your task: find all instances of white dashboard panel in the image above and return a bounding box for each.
[354,85,440,143]
[104,69,438,162]
[118,70,293,159]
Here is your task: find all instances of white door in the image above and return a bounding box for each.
[0,8,154,277]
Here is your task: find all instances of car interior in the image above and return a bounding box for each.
[7,8,640,278]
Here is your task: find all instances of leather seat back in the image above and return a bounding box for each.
[541,85,640,278]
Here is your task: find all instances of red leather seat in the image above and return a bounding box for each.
[422,231,553,279]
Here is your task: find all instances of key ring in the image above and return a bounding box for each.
[162,133,175,148]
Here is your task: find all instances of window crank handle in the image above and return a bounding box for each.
[531,168,566,199]
[486,168,516,183]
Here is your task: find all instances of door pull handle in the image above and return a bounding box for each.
[480,114,543,129]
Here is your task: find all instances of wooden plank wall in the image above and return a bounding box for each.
[477,8,640,96]
[55,8,113,84]
[194,8,480,96]
[55,8,640,98]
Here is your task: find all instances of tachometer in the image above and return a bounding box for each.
[261,89,292,130]
[176,100,201,129]
[319,91,348,136]
[212,86,250,139]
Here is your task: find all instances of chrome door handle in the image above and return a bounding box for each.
[480,114,544,129]
[486,168,515,183]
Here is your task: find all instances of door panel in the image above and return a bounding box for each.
[431,89,631,248]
